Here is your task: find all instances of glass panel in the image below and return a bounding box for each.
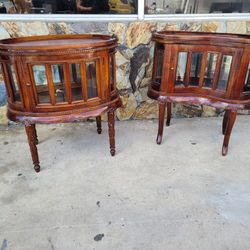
[0,64,7,104]
[7,64,21,102]
[51,64,66,103]
[110,56,115,91]
[0,0,137,14]
[86,61,98,99]
[217,55,232,90]
[154,48,164,85]
[243,61,250,92]
[189,52,203,86]
[33,65,49,103]
[70,63,83,101]
[145,0,249,14]
[175,52,188,86]
[204,53,218,88]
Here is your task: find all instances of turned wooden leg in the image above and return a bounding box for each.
[166,102,172,127]
[107,109,115,156]
[156,101,166,145]
[222,110,230,135]
[222,110,237,156]
[25,124,40,172]
[96,116,102,134]
[31,124,39,145]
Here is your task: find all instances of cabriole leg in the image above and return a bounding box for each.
[157,101,166,145]
[96,116,102,134]
[222,110,230,135]
[166,102,172,127]
[25,123,40,172]
[107,109,115,156]
[222,110,237,156]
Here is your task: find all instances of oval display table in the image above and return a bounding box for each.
[148,31,250,155]
[0,34,121,172]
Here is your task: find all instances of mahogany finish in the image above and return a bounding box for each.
[0,34,121,172]
[148,31,250,155]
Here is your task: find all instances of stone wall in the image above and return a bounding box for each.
[0,20,249,125]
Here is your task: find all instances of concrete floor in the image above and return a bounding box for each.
[1,117,250,250]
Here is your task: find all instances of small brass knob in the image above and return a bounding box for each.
[26,83,31,86]
[170,67,174,70]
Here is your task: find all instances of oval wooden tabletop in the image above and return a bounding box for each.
[153,31,250,47]
[0,34,117,51]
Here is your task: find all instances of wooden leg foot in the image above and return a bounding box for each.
[34,164,40,173]
[222,110,237,156]
[222,146,228,156]
[96,116,102,134]
[108,109,116,156]
[166,102,172,127]
[156,102,166,145]
[156,135,162,145]
[110,149,115,156]
[25,123,40,172]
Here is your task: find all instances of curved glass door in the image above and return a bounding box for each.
[243,61,250,92]
[152,43,164,90]
[31,58,101,108]
[70,63,83,101]
[7,64,21,102]
[32,65,50,104]
[86,61,98,99]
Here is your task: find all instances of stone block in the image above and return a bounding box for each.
[0,105,8,126]
[227,21,247,34]
[47,22,72,34]
[108,23,126,44]
[116,93,137,120]
[126,22,157,49]
[133,100,158,119]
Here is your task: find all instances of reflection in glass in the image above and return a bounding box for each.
[70,63,83,101]
[217,55,232,90]
[204,53,218,88]
[33,65,49,103]
[7,64,21,102]
[176,52,187,86]
[189,52,203,86]
[0,64,8,100]
[243,61,250,92]
[145,0,248,14]
[52,64,66,103]
[155,49,163,85]
[1,0,137,14]
[109,56,115,91]
[86,61,98,99]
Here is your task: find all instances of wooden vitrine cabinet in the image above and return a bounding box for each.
[148,31,250,155]
[0,34,121,172]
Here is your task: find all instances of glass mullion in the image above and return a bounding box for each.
[32,65,50,104]
[243,60,250,92]
[70,63,83,101]
[51,64,66,103]
[86,61,98,99]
